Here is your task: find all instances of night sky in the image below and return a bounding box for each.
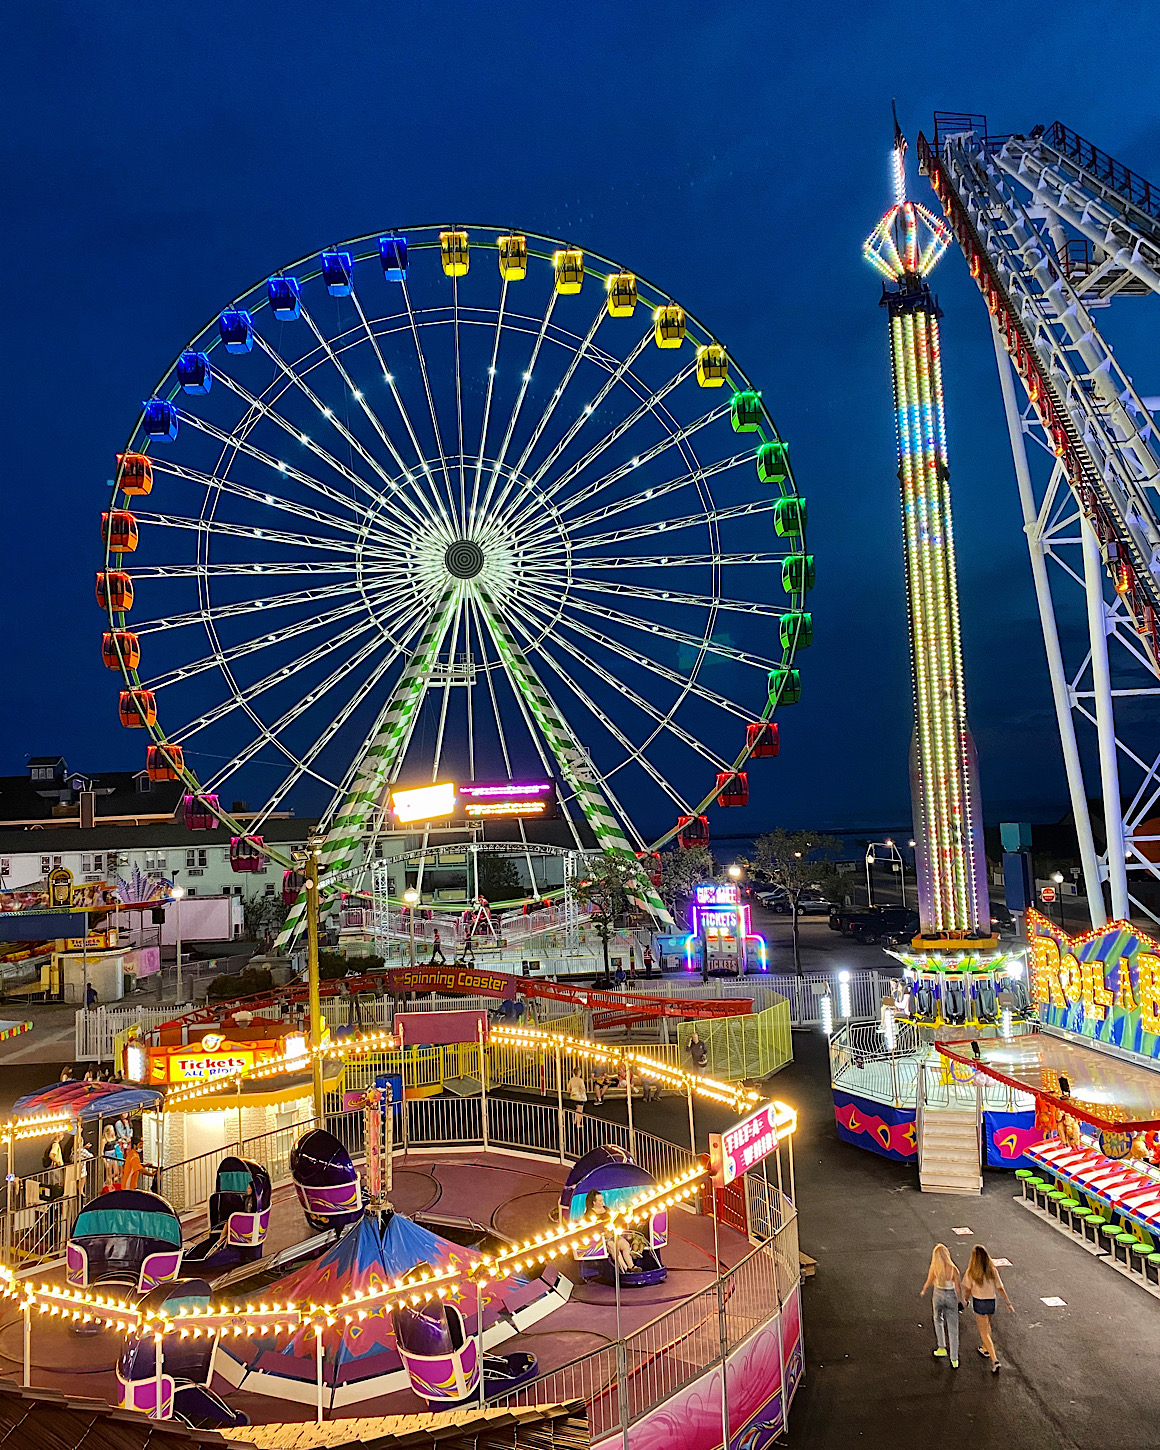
[4,3,1159,837]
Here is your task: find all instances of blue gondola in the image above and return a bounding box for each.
[219,309,254,353]
[67,1188,184,1297]
[267,274,301,320]
[321,250,353,296]
[118,1278,249,1426]
[183,1156,272,1276]
[289,1127,362,1234]
[176,351,211,395]
[559,1145,667,1287]
[143,399,178,439]
[379,235,408,281]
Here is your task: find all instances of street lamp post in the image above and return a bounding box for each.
[1051,870,1066,931]
[403,888,419,968]
[170,887,185,1005]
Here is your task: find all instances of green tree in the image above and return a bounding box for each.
[574,851,646,979]
[475,853,524,904]
[752,829,842,974]
[243,892,290,948]
[658,845,718,919]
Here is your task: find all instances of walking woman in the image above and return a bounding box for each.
[919,1243,963,1368]
[963,1244,1014,1372]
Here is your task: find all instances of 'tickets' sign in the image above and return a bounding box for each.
[165,1050,256,1083]
[709,1101,785,1185]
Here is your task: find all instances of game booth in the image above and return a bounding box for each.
[936,910,1160,1292]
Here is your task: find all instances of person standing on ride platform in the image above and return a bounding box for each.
[687,1030,708,1073]
[963,1244,1014,1372]
[430,930,446,966]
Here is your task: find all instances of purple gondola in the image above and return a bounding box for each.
[183,1156,272,1277]
[559,1145,668,1287]
[289,1128,363,1234]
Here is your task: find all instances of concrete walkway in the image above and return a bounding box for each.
[781,1029,1158,1450]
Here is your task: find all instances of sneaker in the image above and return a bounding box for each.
[933,1348,948,1358]
[950,1360,959,1369]
[991,1362,1000,1374]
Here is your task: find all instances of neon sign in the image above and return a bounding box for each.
[695,883,740,906]
[459,778,556,820]
[390,781,457,824]
[709,1100,796,1185]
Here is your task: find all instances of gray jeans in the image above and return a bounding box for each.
[933,1286,959,1361]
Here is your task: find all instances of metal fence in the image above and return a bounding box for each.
[493,1186,799,1441]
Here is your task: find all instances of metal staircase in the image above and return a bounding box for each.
[917,1062,982,1195]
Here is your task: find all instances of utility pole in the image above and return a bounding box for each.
[305,836,325,1122]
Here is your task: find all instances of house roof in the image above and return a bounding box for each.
[0,816,318,856]
[0,769,186,827]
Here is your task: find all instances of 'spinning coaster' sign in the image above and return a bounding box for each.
[1027,908,1160,1061]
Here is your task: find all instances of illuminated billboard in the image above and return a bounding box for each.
[389,781,457,824]
[459,779,557,820]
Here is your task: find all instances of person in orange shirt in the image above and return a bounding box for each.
[121,1137,156,1192]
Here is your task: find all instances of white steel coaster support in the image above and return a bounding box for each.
[992,324,1106,924]
[474,585,672,926]
[1081,516,1131,920]
[275,584,460,948]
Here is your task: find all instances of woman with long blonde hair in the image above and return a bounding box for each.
[919,1243,963,1368]
[963,1244,1014,1372]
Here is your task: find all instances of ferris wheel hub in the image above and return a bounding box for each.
[444,539,486,579]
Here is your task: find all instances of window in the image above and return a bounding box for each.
[53,856,62,869]
[40,856,50,874]
[264,883,276,897]
[186,887,197,896]
[136,774,152,794]
[185,848,208,869]
[144,851,167,873]
[0,858,10,875]
[81,854,105,875]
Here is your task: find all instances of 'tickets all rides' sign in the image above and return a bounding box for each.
[1027,908,1160,1061]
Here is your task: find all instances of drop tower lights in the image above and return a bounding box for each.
[863,118,991,944]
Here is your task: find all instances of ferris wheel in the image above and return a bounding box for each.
[98,225,812,939]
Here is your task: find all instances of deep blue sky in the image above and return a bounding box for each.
[4,2,1159,834]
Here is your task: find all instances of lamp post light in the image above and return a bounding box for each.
[170,887,185,1005]
[403,888,419,969]
[1051,870,1065,931]
[727,864,742,880]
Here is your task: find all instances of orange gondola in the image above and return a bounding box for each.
[146,744,184,781]
[101,630,140,671]
[119,689,157,729]
[96,571,134,612]
[101,511,139,553]
[116,453,153,496]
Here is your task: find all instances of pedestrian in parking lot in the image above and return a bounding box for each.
[963,1244,1014,1372]
[919,1243,963,1368]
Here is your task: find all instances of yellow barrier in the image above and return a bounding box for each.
[674,1001,792,1083]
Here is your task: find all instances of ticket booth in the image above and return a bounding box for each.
[692,884,750,976]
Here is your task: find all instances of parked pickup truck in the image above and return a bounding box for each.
[827,904,919,945]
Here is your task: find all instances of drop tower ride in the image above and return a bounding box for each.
[864,120,993,950]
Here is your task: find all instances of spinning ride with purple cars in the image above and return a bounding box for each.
[118,1279,250,1427]
[212,1130,557,1412]
[561,1145,668,1287]
[66,1190,184,1301]
[183,1157,272,1276]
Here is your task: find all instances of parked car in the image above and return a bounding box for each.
[763,888,832,916]
[831,905,919,945]
[990,903,1017,938]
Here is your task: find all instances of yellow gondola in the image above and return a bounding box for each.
[606,271,637,316]
[498,234,527,280]
[654,304,686,349]
[440,231,469,277]
[553,249,583,294]
[696,344,728,386]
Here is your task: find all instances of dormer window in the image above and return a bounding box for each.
[135,773,153,794]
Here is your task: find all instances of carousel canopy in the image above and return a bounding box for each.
[14,1080,163,1122]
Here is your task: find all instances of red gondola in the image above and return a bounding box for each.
[677,815,710,849]
[230,835,265,873]
[116,453,153,496]
[635,850,663,887]
[282,869,306,906]
[96,571,134,612]
[101,630,140,671]
[146,743,184,781]
[118,689,157,729]
[183,794,220,830]
[715,772,749,807]
[101,511,139,553]
[746,722,780,758]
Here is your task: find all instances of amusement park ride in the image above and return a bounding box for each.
[98,228,811,944]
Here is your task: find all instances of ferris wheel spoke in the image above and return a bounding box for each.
[127,561,368,581]
[519,596,753,722]
[510,619,694,814]
[131,579,376,636]
[571,497,782,553]
[139,590,395,692]
[179,597,426,748]
[576,551,788,571]
[467,278,509,531]
[521,333,654,495]
[430,597,465,782]
[474,289,560,525]
[552,446,751,539]
[537,626,731,771]
[399,278,456,524]
[572,578,787,619]
[132,511,366,556]
[547,593,776,672]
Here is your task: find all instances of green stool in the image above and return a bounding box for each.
[1145,1252,1160,1287]
[1015,1168,1035,1200]
[1129,1241,1151,1275]
[1032,1178,1051,1209]
[1098,1222,1119,1255]
[1082,1213,1105,1245]
[1113,1231,1137,1265]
